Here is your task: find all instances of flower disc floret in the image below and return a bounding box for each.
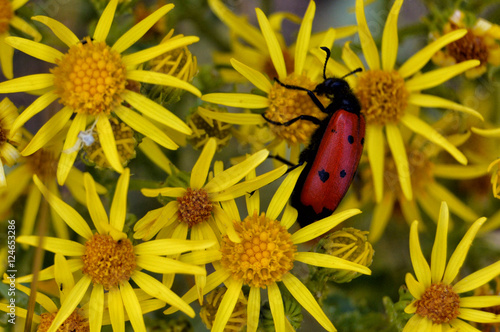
[266,75,328,144]
[81,234,136,290]
[52,37,127,116]
[38,309,89,332]
[27,149,58,181]
[356,70,409,125]
[446,25,489,64]
[177,188,213,227]
[415,283,461,324]
[220,212,297,288]
[0,0,13,34]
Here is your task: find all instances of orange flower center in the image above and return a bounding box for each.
[0,0,13,34]
[447,25,489,64]
[38,309,89,332]
[81,234,136,290]
[266,75,328,145]
[220,212,296,288]
[356,69,409,125]
[52,37,127,116]
[415,283,461,324]
[176,188,213,227]
[27,148,58,181]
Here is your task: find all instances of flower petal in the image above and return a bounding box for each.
[426,182,479,222]
[368,191,395,243]
[0,37,13,79]
[247,286,260,332]
[400,113,467,165]
[108,287,125,332]
[409,220,431,288]
[122,90,191,135]
[408,93,483,120]
[33,175,93,239]
[112,3,174,53]
[355,0,380,70]
[282,273,336,331]
[114,105,178,150]
[89,284,104,332]
[201,93,270,109]
[460,296,500,308]
[402,315,430,332]
[405,60,480,91]
[84,172,109,234]
[10,90,58,135]
[453,256,500,294]
[256,8,286,80]
[5,36,62,64]
[93,0,117,42]
[31,16,79,47]
[96,114,124,173]
[405,273,425,299]
[292,209,362,244]
[126,70,201,97]
[458,308,500,323]
[141,187,186,198]
[230,58,272,94]
[366,125,385,202]
[134,239,215,256]
[191,138,216,189]
[0,73,54,93]
[399,29,467,78]
[381,0,402,71]
[267,282,285,332]
[386,124,412,200]
[294,0,315,75]
[431,202,449,283]
[197,106,266,125]
[17,236,85,256]
[138,138,174,174]
[120,281,146,332]
[266,164,304,221]
[57,112,86,185]
[135,255,206,275]
[295,252,371,275]
[433,164,489,180]
[449,318,482,331]
[342,41,365,72]
[443,217,486,285]
[212,279,245,332]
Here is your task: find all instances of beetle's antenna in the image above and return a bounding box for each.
[320,47,331,80]
[341,67,362,79]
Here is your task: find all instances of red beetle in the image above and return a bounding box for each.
[263,47,365,227]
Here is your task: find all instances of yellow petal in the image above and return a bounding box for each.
[230,58,272,94]
[426,182,479,222]
[202,93,270,109]
[266,164,304,221]
[267,282,285,332]
[256,8,287,80]
[294,0,315,75]
[4,36,63,64]
[179,250,222,265]
[311,46,350,78]
[126,70,201,97]
[89,284,104,332]
[31,16,79,47]
[366,124,385,202]
[430,202,449,283]
[96,114,124,173]
[404,60,480,91]
[33,174,93,239]
[460,296,500,308]
[112,3,174,53]
[17,235,85,256]
[381,0,402,71]
[282,273,335,331]
[292,209,362,244]
[114,105,178,150]
[408,93,483,120]
[110,168,130,232]
[355,0,380,70]
[295,252,371,275]
[212,279,245,331]
[247,287,260,332]
[443,217,486,285]
[405,273,425,299]
[93,0,117,42]
[134,239,215,256]
[84,172,109,234]
[54,253,75,303]
[409,220,431,288]
[399,29,467,78]
[108,287,125,332]
[342,41,365,72]
[135,255,206,275]
[9,16,41,42]
[400,113,467,165]
[21,107,73,156]
[57,113,86,185]
[120,281,146,332]
[471,127,500,137]
[191,138,216,189]
[368,191,395,243]
[0,37,13,79]
[386,124,412,200]
[197,106,266,125]
[0,73,54,93]
[138,138,174,174]
[458,308,500,323]
[10,90,58,135]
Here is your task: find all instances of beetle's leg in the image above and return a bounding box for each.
[274,78,328,113]
[261,113,322,126]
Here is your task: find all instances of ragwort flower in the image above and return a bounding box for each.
[338,0,484,205]
[403,202,500,331]
[166,165,371,332]
[13,168,214,332]
[0,97,21,187]
[0,0,200,184]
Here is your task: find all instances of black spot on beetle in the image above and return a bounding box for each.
[331,129,337,133]
[348,135,354,144]
[361,137,365,145]
[318,169,330,183]
[340,169,347,178]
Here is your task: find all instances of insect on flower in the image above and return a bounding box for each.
[262,47,365,227]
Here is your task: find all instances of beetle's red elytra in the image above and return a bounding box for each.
[262,47,365,227]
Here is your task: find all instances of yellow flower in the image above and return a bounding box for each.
[431,9,500,79]
[340,0,483,204]
[13,168,214,332]
[403,202,500,331]
[0,0,200,185]
[0,97,21,187]
[0,0,40,79]
[471,127,500,199]
[165,165,371,332]
[202,0,345,162]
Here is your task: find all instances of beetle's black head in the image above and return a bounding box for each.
[314,77,351,100]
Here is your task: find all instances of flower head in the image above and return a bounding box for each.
[403,201,500,330]
[0,97,21,186]
[166,165,371,331]
[0,0,201,184]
